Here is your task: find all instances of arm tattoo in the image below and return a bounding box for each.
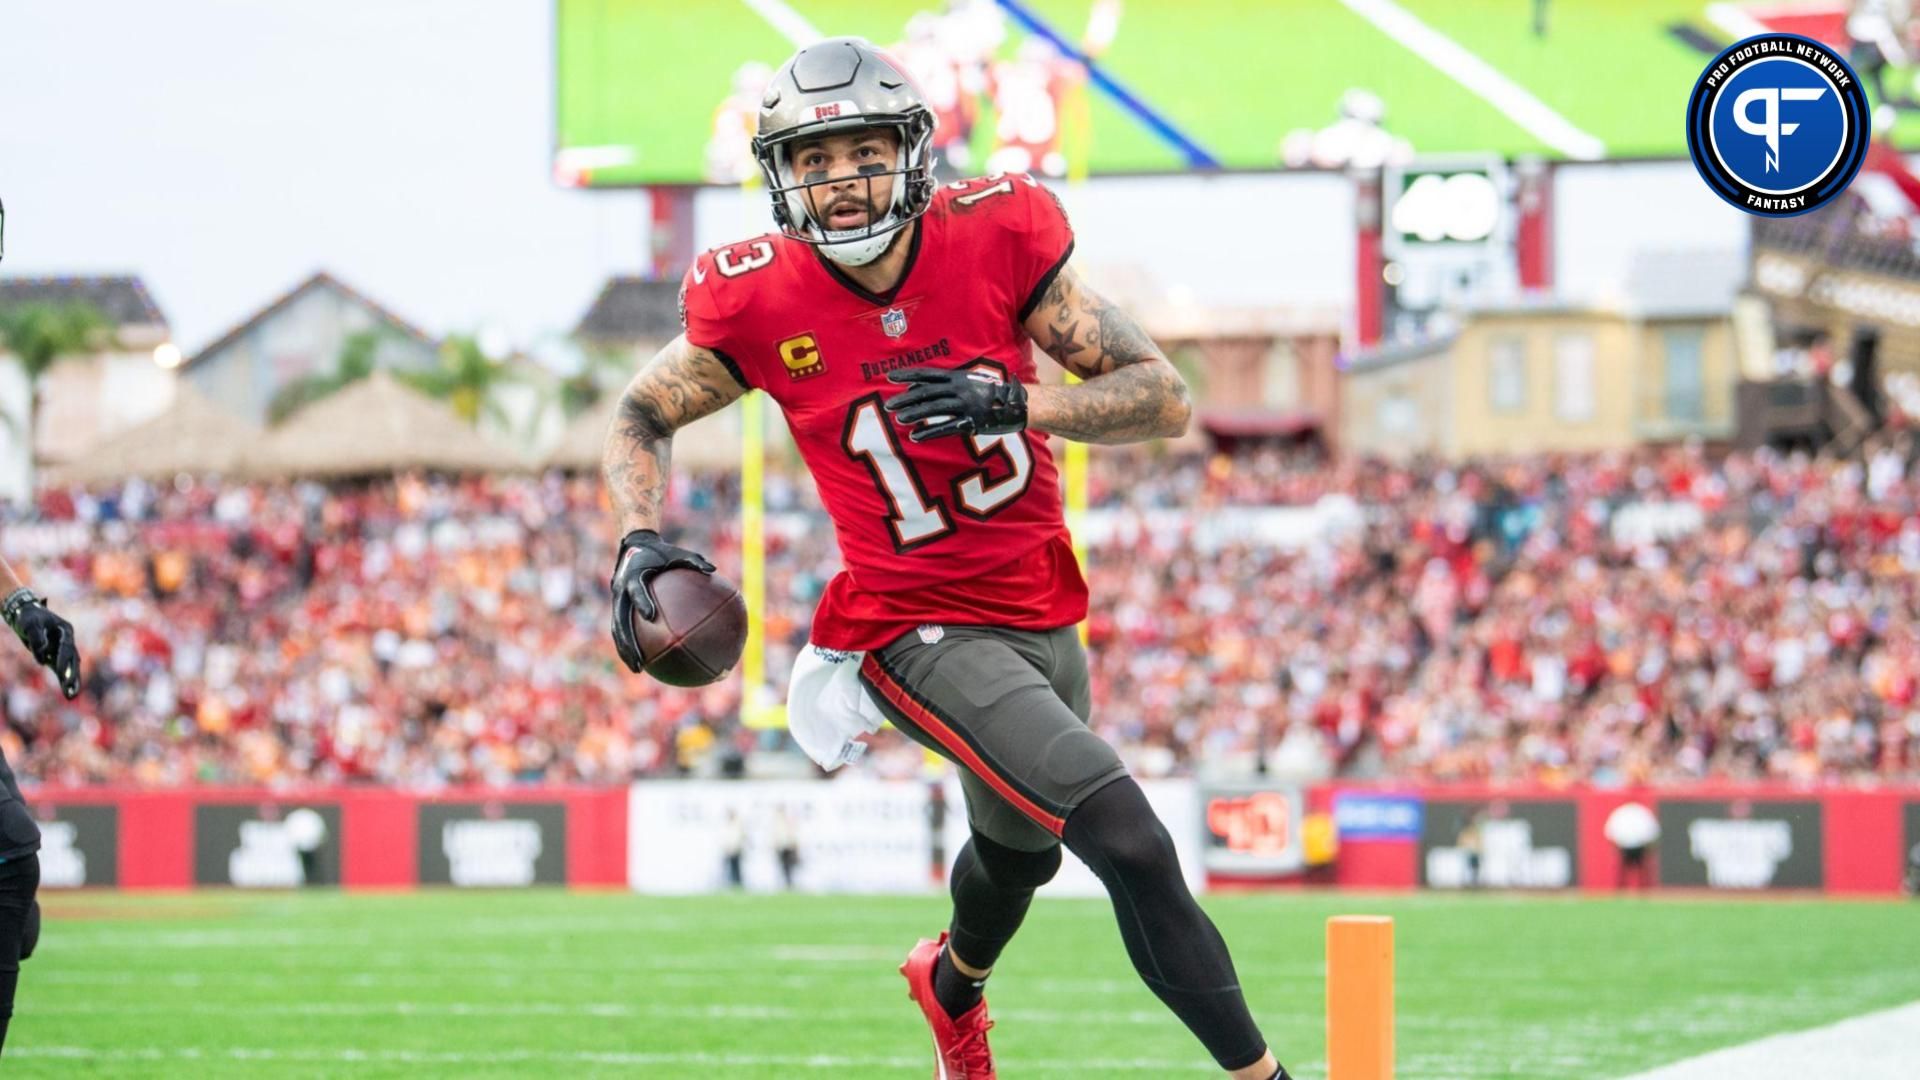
[1088,297,1161,374]
[1024,266,1190,444]
[606,395,672,528]
[1043,320,1086,363]
[1041,272,1069,313]
[1026,364,1188,444]
[602,338,744,532]
[1036,266,1159,378]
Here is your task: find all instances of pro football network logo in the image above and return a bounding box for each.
[1686,33,1869,217]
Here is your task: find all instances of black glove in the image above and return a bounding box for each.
[884,366,1027,442]
[3,588,80,700]
[609,529,716,673]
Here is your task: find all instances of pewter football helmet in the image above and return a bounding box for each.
[753,37,938,266]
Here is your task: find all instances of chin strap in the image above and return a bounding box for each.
[817,215,904,267]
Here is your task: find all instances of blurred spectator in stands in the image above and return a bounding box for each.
[3,440,1919,788]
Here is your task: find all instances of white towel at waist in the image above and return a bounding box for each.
[786,642,888,770]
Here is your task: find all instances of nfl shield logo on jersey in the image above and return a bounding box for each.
[917,624,944,645]
[881,307,908,338]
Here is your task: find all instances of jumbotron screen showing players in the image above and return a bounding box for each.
[554,0,1920,187]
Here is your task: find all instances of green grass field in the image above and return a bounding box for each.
[11,890,1920,1078]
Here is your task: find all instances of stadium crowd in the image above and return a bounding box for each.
[4,436,1920,788]
[1086,439,1920,784]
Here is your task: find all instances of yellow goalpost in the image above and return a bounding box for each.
[1063,47,1095,644]
[736,167,783,732]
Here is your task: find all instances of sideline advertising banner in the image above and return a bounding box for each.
[34,802,117,888]
[630,780,932,895]
[1332,792,1422,841]
[419,801,567,887]
[194,801,342,888]
[1420,798,1578,890]
[1657,799,1824,890]
[19,783,1918,895]
[1201,786,1305,879]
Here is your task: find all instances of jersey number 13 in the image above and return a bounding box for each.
[842,364,1033,551]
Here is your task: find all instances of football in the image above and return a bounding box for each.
[629,567,749,687]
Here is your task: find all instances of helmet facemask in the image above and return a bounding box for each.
[756,113,937,267]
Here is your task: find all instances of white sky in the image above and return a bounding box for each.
[0,0,647,355]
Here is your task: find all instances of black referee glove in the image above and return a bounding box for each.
[3,588,80,699]
[884,366,1027,442]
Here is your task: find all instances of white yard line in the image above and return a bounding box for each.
[739,0,821,48]
[1336,0,1607,159]
[35,962,1194,995]
[1619,1000,1920,1080]
[8,1045,1220,1072]
[24,997,1185,1027]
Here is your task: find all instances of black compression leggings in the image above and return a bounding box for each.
[946,832,1061,970]
[0,855,40,1055]
[1062,779,1268,1072]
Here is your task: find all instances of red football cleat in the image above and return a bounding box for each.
[901,932,997,1080]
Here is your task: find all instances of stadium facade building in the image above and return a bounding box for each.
[1750,219,1920,369]
[1342,270,1741,459]
[573,275,682,355]
[179,270,440,427]
[1734,198,1920,454]
[0,275,175,501]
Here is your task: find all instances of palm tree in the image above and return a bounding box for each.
[558,344,634,417]
[0,300,111,488]
[268,328,385,424]
[400,333,517,428]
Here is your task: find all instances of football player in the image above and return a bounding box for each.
[0,555,81,1053]
[604,38,1289,1080]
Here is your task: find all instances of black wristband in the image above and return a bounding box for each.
[2,588,41,630]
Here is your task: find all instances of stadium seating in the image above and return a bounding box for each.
[5,436,1919,786]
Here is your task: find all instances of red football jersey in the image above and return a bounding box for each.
[680,173,1087,651]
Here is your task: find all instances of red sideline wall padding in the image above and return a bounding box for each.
[1315,783,1920,896]
[565,788,630,887]
[342,790,417,889]
[1822,789,1903,894]
[26,786,629,891]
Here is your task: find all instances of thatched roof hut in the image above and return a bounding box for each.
[46,384,260,483]
[252,371,525,477]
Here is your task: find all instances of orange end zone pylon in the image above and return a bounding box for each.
[1327,915,1394,1080]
